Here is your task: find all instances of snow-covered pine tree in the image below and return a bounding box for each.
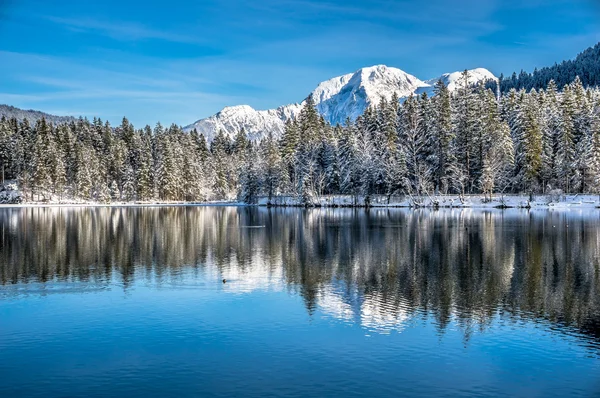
[430,79,454,194]
[383,145,408,202]
[399,95,430,195]
[556,84,576,192]
[479,89,514,200]
[540,80,560,191]
[0,117,12,184]
[512,91,543,191]
[136,125,154,201]
[239,143,262,204]
[75,144,94,200]
[31,118,54,200]
[353,112,377,202]
[337,119,360,198]
[109,180,120,201]
[210,129,232,199]
[295,95,322,204]
[280,119,299,192]
[571,81,596,192]
[452,70,481,193]
[262,130,283,201]
[123,165,136,202]
[322,124,341,194]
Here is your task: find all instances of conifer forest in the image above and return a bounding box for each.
[1,72,599,204]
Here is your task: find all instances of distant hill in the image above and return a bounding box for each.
[488,42,600,93]
[0,104,76,125]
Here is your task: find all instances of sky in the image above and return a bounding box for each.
[0,0,599,127]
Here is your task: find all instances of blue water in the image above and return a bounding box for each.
[0,207,599,397]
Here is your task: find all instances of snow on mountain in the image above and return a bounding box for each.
[187,104,302,142]
[0,104,76,126]
[313,65,429,126]
[417,67,498,96]
[184,66,496,141]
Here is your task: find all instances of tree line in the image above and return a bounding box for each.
[0,70,599,204]
[487,41,600,93]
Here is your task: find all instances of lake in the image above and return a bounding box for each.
[0,206,599,397]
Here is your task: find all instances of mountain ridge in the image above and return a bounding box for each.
[0,104,76,126]
[1,66,497,139]
[184,65,497,141]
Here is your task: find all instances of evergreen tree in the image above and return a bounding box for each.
[512,93,543,190]
[262,131,283,201]
[430,79,454,194]
[452,70,481,193]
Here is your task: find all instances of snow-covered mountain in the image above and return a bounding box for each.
[190,104,302,142]
[416,67,497,96]
[312,65,429,125]
[184,65,497,141]
[0,104,76,126]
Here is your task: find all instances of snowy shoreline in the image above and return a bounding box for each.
[2,194,600,210]
[258,194,600,210]
[0,201,245,208]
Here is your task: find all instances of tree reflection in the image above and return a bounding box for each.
[0,206,599,344]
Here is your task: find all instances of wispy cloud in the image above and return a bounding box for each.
[43,15,203,44]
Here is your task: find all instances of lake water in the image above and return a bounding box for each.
[0,206,599,397]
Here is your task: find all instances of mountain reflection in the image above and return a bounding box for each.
[1,206,599,343]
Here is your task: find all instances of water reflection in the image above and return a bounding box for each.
[1,206,599,345]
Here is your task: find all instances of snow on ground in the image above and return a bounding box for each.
[2,178,600,210]
[258,194,600,209]
[2,194,599,209]
[0,201,245,208]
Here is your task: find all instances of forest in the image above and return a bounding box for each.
[488,42,600,93]
[0,70,599,204]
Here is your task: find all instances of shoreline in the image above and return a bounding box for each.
[2,193,600,210]
[256,194,600,210]
[0,201,245,208]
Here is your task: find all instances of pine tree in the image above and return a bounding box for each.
[136,126,154,201]
[110,180,120,201]
[512,93,543,191]
[399,95,431,195]
[540,80,560,191]
[337,121,359,197]
[0,117,12,184]
[384,146,408,201]
[262,131,283,201]
[75,144,94,200]
[556,85,576,192]
[452,70,481,193]
[210,129,232,199]
[123,165,136,201]
[239,144,261,204]
[294,96,322,203]
[430,79,454,194]
[31,118,54,199]
[280,119,299,192]
[354,114,377,200]
[479,89,514,199]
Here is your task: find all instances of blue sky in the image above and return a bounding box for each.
[0,0,599,127]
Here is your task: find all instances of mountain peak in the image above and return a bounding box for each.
[357,64,407,78]
[311,65,427,124]
[424,68,497,91]
[218,105,256,117]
